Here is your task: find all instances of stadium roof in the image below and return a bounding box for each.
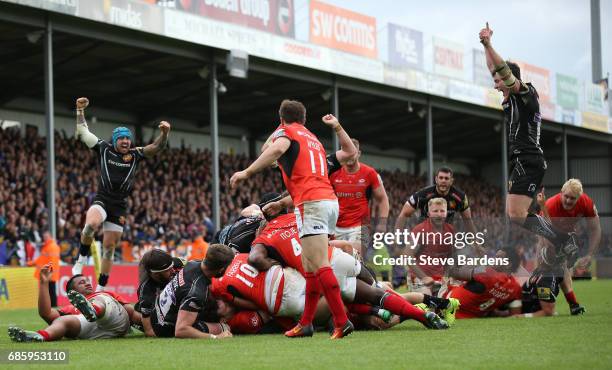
[0,5,609,168]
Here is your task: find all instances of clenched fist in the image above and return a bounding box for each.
[159,121,171,135]
[479,22,493,46]
[76,97,89,110]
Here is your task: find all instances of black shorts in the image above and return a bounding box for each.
[92,193,128,228]
[508,155,546,197]
[521,266,563,311]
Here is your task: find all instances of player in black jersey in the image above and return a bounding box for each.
[71,97,171,290]
[150,243,235,339]
[395,167,476,233]
[136,249,186,336]
[479,23,576,256]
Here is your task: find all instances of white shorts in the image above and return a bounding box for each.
[334,226,362,243]
[90,204,124,233]
[330,248,361,302]
[77,294,131,339]
[276,267,306,319]
[294,200,338,238]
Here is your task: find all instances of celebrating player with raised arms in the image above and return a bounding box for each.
[72,97,171,291]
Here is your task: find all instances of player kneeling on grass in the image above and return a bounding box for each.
[9,264,139,342]
[149,244,235,339]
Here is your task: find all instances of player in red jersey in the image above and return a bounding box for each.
[330,138,389,252]
[540,179,601,315]
[8,264,138,342]
[442,248,523,319]
[231,100,356,339]
[404,198,457,295]
[248,213,449,329]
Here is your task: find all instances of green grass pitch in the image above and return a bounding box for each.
[1,280,611,370]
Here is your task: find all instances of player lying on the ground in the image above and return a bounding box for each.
[9,264,138,342]
[427,248,523,319]
[247,213,450,330]
[136,249,186,336]
[148,244,235,339]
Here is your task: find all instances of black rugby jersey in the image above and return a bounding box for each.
[93,140,145,200]
[407,184,469,222]
[503,83,544,159]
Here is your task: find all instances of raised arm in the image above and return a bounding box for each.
[38,264,60,324]
[321,114,357,164]
[75,97,99,148]
[479,22,525,94]
[142,121,171,158]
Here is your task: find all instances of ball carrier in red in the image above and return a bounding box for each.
[231,100,355,339]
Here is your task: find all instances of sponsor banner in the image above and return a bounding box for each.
[581,111,609,133]
[387,23,423,70]
[515,61,551,102]
[425,73,449,97]
[180,0,295,38]
[472,49,491,87]
[3,0,77,15]
[433,37,464,79]
[556,73,579,110]
[585,82,606,114]
[448,80,485,106]
[57,265,138,306]
[485,88,503,110]
[310,0,377,59]
[540,100,555,121]
[0,267,38,310]
[78,0,163,34]
[557,108,578,125]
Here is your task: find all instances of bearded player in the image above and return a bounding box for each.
[231,100,355,339]
[72,97,171,291]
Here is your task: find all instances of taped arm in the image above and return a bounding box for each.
[76,109,99,148]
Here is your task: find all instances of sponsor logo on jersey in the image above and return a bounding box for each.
[123,153,133,162]
[448,200,456,209]
[108,159,131,168]
[358,178,366,183]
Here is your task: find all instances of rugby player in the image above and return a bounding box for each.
[247,213,450,329]
[9,264,136,342]
[404,198,457,296]
[72,97,171,291]
[479,23,576,256]
[395,167,475,233]
[230,101,356,339]
[149,244,234,338]
[539,179,601,315]
[136,249,186,336]
[442,248,523,319]
[330,138,389,252]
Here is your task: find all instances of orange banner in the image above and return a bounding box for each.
[515,61,551,102]
[310,0,377,58]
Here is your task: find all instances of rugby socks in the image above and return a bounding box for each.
[522,213,568,246]
[298,272,321,327]
[423,294,450,310]
[316,267,349,328]
[565,291,578,306]
[37,330,51,341]
[380,292,426,323]
[98,273,109,287]
[78,242,91,257]
[347,303,375,315]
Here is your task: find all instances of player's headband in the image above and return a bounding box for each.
[149,263,173,273]
[112,126,133,147]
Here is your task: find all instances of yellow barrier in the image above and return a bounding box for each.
[0,267,38,310]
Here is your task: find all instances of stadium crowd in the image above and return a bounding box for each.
[1,127,609,266]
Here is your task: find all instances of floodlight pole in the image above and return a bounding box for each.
[562,127,569,181]
[332,78,339,151]
[501,118,508,215]
[210,55,220,231]
[44,17,56,238]
[591,0,602,83]
[426,98,434,185]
